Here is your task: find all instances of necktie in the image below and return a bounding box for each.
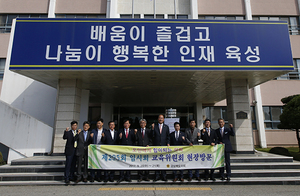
[221,128,223,137]
[176,131,178,141]
[159,124,162,134]
[207,128,210,137]
[73,130,77,148]
[126,129,128,139]
[191,128,194,135]
[84,131,87,141]
[142,129,144,138]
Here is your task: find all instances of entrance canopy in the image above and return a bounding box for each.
[8,18,294,105]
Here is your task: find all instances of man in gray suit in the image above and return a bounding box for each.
[185,119,201,181]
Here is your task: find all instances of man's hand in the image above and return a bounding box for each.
[90,133,94,138]
[182,136,185,140]
[211,143,215,146]
[146,145,149,147]
[167,144,170,147]
[151,123,154,130]
[78,129,82,134]
[102,132,105,137]
[134,129,137,134]
[65,127,70,131]
[197,132,201,137]
[119,132,122,138]
[229,124,233,128]
[189,143,193,146]
[220,142,223,144]
[202,128,206,133]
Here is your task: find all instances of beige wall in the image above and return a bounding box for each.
[290,35,300,59]
[0,34,10,58]
[198,0,245,15]
[260,80,300,106]
[0,0,49,13]
[251,0,299,16]
[55,0,107,14]
[254,129,298,147]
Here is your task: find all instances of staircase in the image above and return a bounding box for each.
[0,151,300,185]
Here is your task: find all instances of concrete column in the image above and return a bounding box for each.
[48,0,56,18]
[101,103,113,129]
[79,90,90,126]
[254,86,267,148]
[52,79,82,154]
[189,0,198,19]
[196,102,204,130]
[225,79,254,154]
[244,0,267,148]
[107,0,119,18]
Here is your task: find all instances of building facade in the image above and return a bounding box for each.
[0,0,300,162]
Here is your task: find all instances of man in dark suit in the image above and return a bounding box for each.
[101,121,118,182]
[215,118,235,182]
[63,120,78,184]
[118,119,135,183]
[135,118,152,182]
[170,122,186,182]
[201,119,217,181]
[90,118,107,182]
[185,119,201,181]
[152,114,170,182]
[75,121,93,183]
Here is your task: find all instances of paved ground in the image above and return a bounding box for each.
[0,184,300,196]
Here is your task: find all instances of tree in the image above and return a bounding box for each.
[278,94,300,152]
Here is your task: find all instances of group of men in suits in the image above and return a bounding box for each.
[63,115,235,184]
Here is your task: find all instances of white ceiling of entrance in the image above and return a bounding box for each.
[15,70,287,105]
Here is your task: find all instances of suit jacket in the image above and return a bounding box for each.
[152,123,170,146]
[215,127,235,152]
[75,130,93,156]
[118,128,135,145]
[170,131,186,146]
[185,127,201,145]
[63,129,77,156]
[91,128,107,145]
[101,129,118,145]
[202,127,217,145]
[136,128,152,146]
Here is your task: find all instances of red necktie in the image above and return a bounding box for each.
[126,129,128,139]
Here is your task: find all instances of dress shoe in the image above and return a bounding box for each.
[226,177,231,182]
[173,178,178,182]
[103,179,108,183]
[162,177,168,181]
[220,177,225,181]
[126,179,132,182]
[109,178,114,182]
[211,178,216,182]
[188,177,192,182]
[75,179,81,183]
[117,178,124,183]
[196,177,201,181]
[65,179,70,184]
[138,178,143,182]
[95,177,101,182]
[180,178,184,182]
[204,177,208,181]
[144,177,150,181]
[90,178,94,182]
[83,178,87,182]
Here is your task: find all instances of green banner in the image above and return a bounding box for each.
[88,144,224,170]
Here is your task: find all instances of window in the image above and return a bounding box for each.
[276,59,300,80]
[198,16,245,20]
[168,15,188,19]
[0,14,47,33]
[56,14,106,18]
[204,106,228,128]
[250,106,257,130]
[263,106,283,129]
[252,16,299,35]
[0,59,5,79]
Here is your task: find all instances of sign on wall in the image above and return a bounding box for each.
[9,18,294,70]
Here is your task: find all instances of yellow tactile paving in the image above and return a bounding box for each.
[98,187,212,191]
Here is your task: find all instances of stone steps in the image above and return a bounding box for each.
[0,151,300,185]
